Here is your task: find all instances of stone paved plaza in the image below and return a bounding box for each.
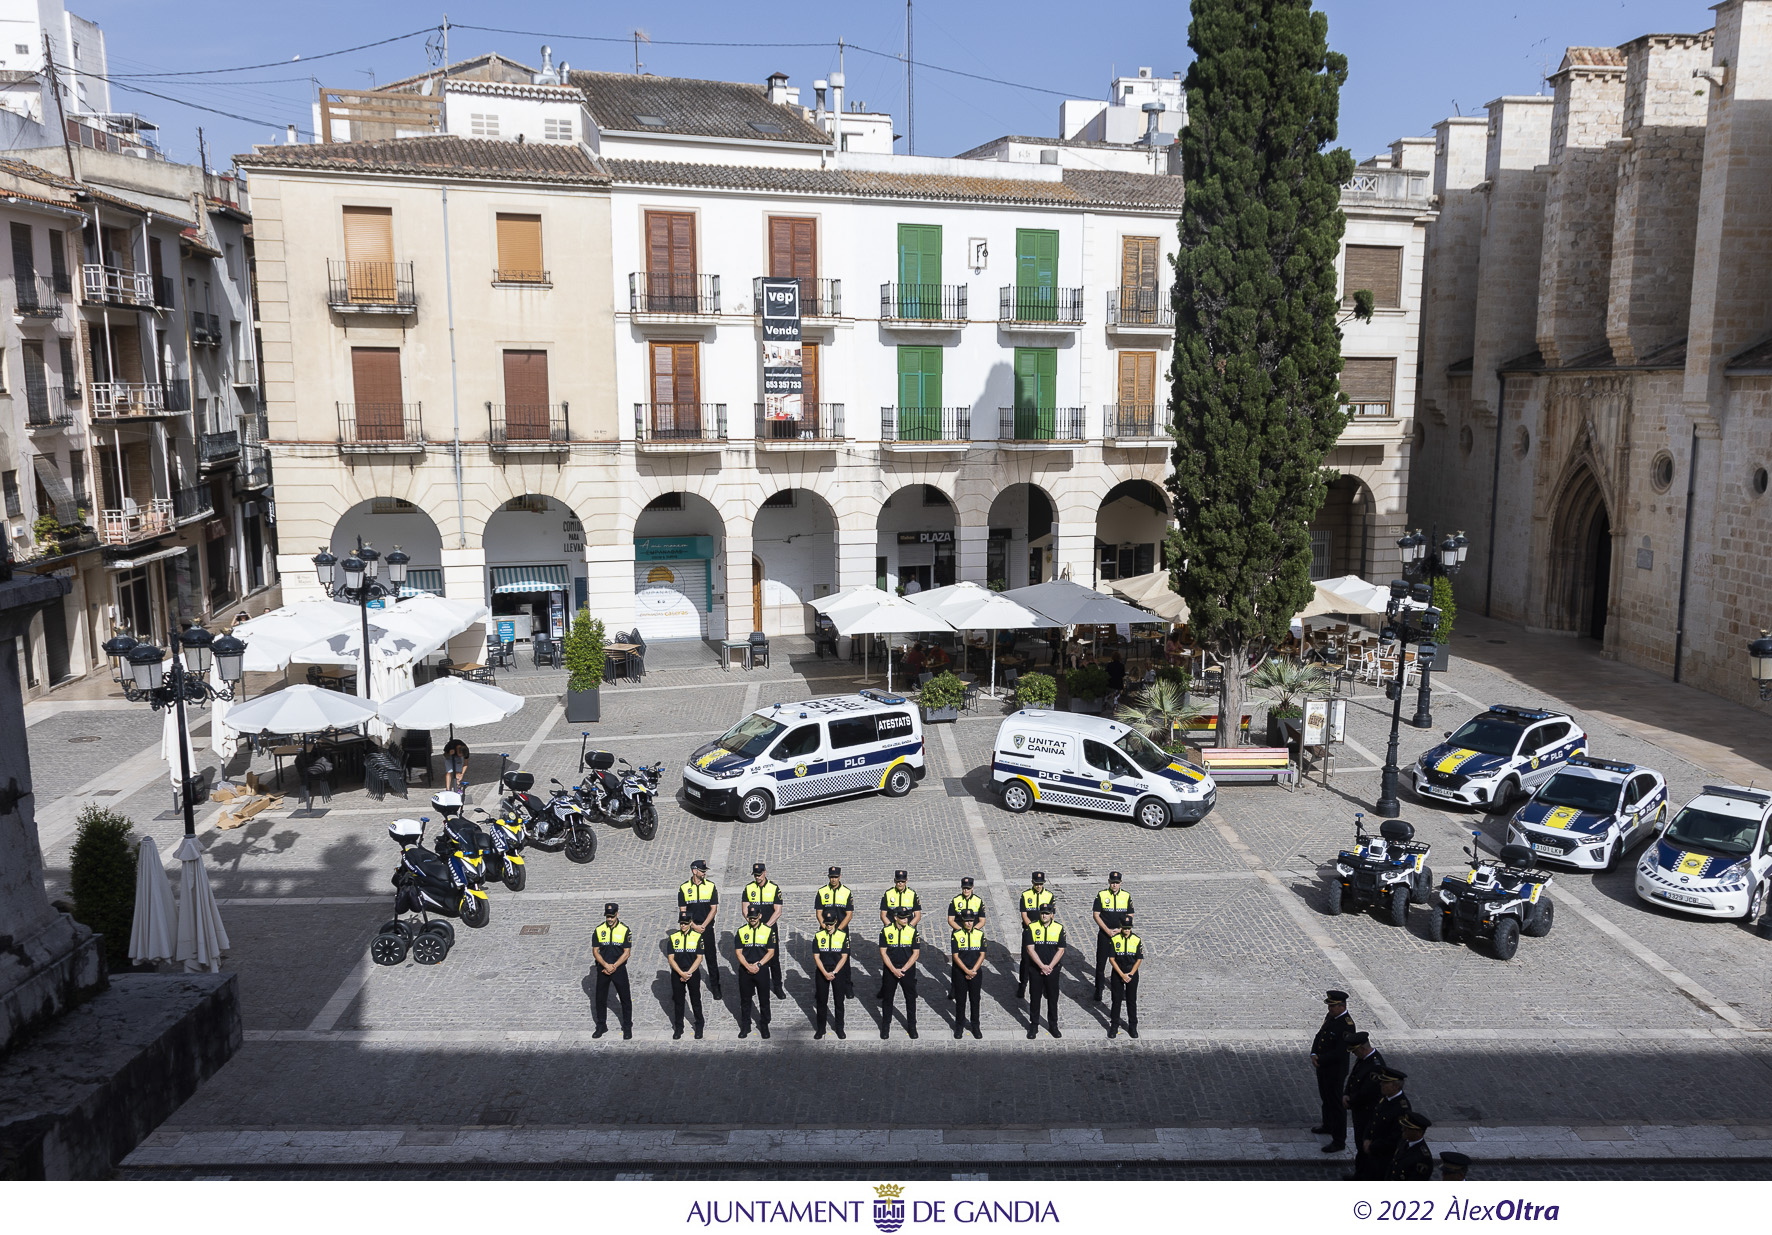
[26,620,1772,1177]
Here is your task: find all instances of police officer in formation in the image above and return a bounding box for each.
[1104,913,1143,1039]
[677,859,722,999]
[950,910,986,1039]
[1358,1067,1412,1179]
[1342,1031,1386,1154]
[666,909,705,1039]
[1016,871,1054,998]
[946,877,984,993]
[812,905,851,1038]
[1390,1113,1435,1180]
[591,902,634,1039]
[878,903,921,1038]
[1309,990,1355,1151]
[1091,872,1133,1003]
[743,862,786,998]
[1023,902,1067,1038]
[734,902,776,1038]
[815,865,854,931]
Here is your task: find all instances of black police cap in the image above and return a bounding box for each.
[891,904,912,918]
[1108,870,1123,882]
[1346,1031,1371,1047]
[1325,989,1349,1003]
[829,866,841,877]
[1379,1067,1407,1082]
[752,862,767,875]
[744,902,761,917]
[690,859,709,871]
[960,877,974,888]
[604,902,619,915]
[894,869,908,880]
[1401,1113,1433,1132]
[1031,870,1046,882]
[1440,1151,1470,1167]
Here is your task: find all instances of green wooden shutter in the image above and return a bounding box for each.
[1013,348,1056,439]
[897,346,942,440]
[897,224,941,319]
[1015,229,1058,321]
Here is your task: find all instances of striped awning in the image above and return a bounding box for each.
[399,568,444,597]
[490,564,569,594]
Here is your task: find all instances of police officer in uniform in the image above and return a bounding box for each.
[743,862,786,998]
[592,902,633,1040]
[667,909,706,1040]
[814,865,854,931]
[947,877,984,992]
[950,910,986,1039]
[1024,903,1066,1038]
[812,906,852,1039]
[1310,990,1356,1151]
[1388,1113,1435,1181]
[1091,872,1134,1003]
[1439,1151,1470,1181]
[734,902,776,1039]
[878,870,920,997]
[1355,1068,1412,1181]
[678,859,722,999]
[878,904,921,1039]
[1105,913,1143,1038]
[1342,1031,1386,1156]
[1016,872,1054,998]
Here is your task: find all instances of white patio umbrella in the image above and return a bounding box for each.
[377,675,524,739]
[1107,571,1190,623]
[223,682,380,737]
[911,582,1055,696]
[161,702,199,789]
[1295,582,1387,620]
[831,592,956,691]
[173,834,229,974]
[812,586,896,681]
[128,835,176,965]
[1315,575,1392,614]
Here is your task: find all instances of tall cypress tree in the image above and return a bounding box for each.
[1167,0,1356,746]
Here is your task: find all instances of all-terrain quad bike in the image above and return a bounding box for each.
[1428,833,1555,960]
[1327,812,1435,925]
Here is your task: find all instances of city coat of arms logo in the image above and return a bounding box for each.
[873,1183,906,1233]
[1013,734,1025,749]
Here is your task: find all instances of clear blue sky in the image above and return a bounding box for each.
[73,0,1698,169]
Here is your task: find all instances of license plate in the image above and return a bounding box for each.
[1420,784,1453,798]
[1664,891,1709,907]
[685,785,701,798]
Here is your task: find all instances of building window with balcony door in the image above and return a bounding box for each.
[1342,245,1402,309]
[349,346,405,442]
[647,340,701,439]
[2,469,19,518]
[501,349,551,442]
[494,213,546,284]
[1340,358,1395,418]
[1115,351,1158,437]
[1118,235,1160,323]
[643,211,698,311]
[340,205,395,304]
[768,215,818,313]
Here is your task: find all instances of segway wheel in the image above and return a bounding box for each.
[370,931,409,966]
[411,930,450,965]
[422,920,455,949]
[460,892,491,928]
[503,859,527,891]
[377,919,414,940]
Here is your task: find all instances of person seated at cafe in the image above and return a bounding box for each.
[443,738,471,791]
[904,644,927,672]
[924,643,951,672]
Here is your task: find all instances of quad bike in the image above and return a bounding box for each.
[1429,833,1555,960]
[1327,812,1435,926]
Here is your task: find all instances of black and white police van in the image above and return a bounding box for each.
[990,709,1216,829]
[680,689,925,822]
[1412,705,1588,810]
[1506,755,1667,872]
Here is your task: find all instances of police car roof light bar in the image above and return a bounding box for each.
[1703,784,1772,806]
[1568,755,1634,774]
[1488,705,1555,722]
[859,688,907,705]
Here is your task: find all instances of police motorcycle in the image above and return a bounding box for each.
[1326,811,1435,926]
[496,754,597,864]
[575,733,663,841]
[1428,833,1555,960]
[433,788,527,892]
[371,816,489,966]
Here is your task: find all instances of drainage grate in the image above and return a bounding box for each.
[519,924,550,935]
[1071,867,1092,878]
[91,789,121,797]
[68,735,100,743]
[1487,639,1508,645]
[476,1107,516,1126]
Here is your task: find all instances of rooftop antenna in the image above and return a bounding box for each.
[905,1,914,156]
[632,29,649,76]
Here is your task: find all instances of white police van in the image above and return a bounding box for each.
[990,709,1216,830]
[680,689,925,822]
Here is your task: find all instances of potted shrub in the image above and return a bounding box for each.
[1429,576,1456,672]
[562,607,606,723]
[1249,658,1330,745]
[1114,678,1209,749]
[69,804,136,971]
[917,670,965,723]
[1014,671,1058,709]
[1065,665,1112,714]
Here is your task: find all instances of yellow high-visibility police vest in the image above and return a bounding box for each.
[1028,920,1066,945]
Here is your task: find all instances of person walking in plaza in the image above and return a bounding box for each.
[1342,1031,1386,1157]
[744,861,785,998]
[1024,902,1067,1038]
[1016,871,1054,998]
[950,910,986,1039]
[1090,871,1133,1003]
[1354,1069,1413,1181]
[878,904,921,1039]
[678,859,722,999]
[1388,1113,1435,1180]
[815,865,854,931]
[667,909,706,1040]
[1105,913,1143,1039]
[813,906,852,1039]
[1310,990,1356,1151]
[592,903,634,1040]
[735,902,776,1039]
[946,877,984,993]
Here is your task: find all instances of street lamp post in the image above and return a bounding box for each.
[311,538,409,701]
[102,624,248,838]
[1373,579,1441,819]
[1750,630,1772,701]
[1395,526,1469,729]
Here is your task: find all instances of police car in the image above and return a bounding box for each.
[990,709,1216,829]
[1634,784,1772,920]
[1412,705,1587,810]
[680,689,925,822]
[1506,755,1667,871]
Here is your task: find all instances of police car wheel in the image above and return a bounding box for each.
[739,790,773,822]
[1132,797,1169,831]
[1523,897,1554,938]
[1747,881,1768,926]
[882,766,915,798]
[1491,916,1520,960]
[1000,781,1032,814]
[1602,837,1621,873]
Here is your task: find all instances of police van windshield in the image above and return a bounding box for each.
[1114,730,1174,774]
[1535,773,1621,814]
[716,714,786,758]
[1445,716,1525,757]
[1663,806,1760,857]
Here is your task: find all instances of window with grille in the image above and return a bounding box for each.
[2,469,18,518]
[762,490,795,508]
[371,496,417,514]
[644,492,683,511]
[544,117,573,141]
[1310,531,1332,580]
[471,113,500,138]
[502,495,548,513]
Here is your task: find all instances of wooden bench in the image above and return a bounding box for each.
[1197,745,1298,790]
[1177,713,1253,742]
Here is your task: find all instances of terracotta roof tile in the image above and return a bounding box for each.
[236,135,608,183]
[571,70,829,145]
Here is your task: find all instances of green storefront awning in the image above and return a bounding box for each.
[399,568,444,597]
[490,564,569,594]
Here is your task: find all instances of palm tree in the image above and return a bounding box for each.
[1248,658,1331,716]
[1115,678,1210,749]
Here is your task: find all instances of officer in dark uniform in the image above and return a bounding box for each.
[878,870,920,997]
[1016,872,1054,998]
[1091,871,1133,1002]
[667,909,705,1039]
[1024,903,1066,1038]
[734,902,776,1039]
[878,904,921,1038]
[814,865,854,931]
[1105,913,1143,1038]
[678,859,722,999]
[592,902,634,1039]
[1439,1151,1470,1181]
[1355,1068,1412,1181]
[1342,1031,1386,1155]
[743,862,785,998]
[1310,990,1356,1150]
[947,877,984,994]
[812,906,852,1039]
[950,910,986,1039]
[1388,1113,1435,1181]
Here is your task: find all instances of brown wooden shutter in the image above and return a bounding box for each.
[351,346,403,440]
[645,211,697,308]
[502,349,550,438]
[1340,357,1395,409]
[495,214,543,283]
[343,206,395,302]
[1343,245,1401,308]
[801,341,819,417]
[648,342,699,436]
[1120,236,1157,292]
[1117,351,1156,409]
[768,216,817,280]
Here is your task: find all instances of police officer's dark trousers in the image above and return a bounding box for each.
[1317,1057,1349,1147]
[814,970,846,1033]
[880,967,917,1033]
[671,971,703,1033]
[953,970,981,1036]
[1016,948,1031,998]
[1109,971,1138,1034]
[1092,930,1114,1000]
[1028,968,1061,1033]
[738,965,770,1033]
[595,966,632,1033]
[698,925,723,997]
[766,931,784,995]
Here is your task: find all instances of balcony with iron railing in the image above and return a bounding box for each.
[629,272,721,317]
[14,274,67,321]
[1106,287,1173,333]
[753,403,845,447]
[880,406,971,449]
[492,266,550,287]
[1344,399,1393,419]
[23,384,75,430]
[880,283,967,327]
[199,429,240,467]
[89,380,168,418]
[998,406,1086,447]
[751,277,841,320]
[191,311,222,345]
[336,401,424,451]
[238,443,271,490]
[100,497,172,544]
[231,357,257,389]
[82,264,155,308]
[1104,403,1170,443]
[488,401,570,452]
[998,285,1084,329]
[162,377,190,413]
[326,260,417,313]
[173,484,213,524]
[634,402,726,449]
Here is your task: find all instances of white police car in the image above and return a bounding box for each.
[1506,755,1667,871]
[990,709,1216,829]
[1412,705,1587,810]
[680,689,925,822]
[1635,784,1772,920]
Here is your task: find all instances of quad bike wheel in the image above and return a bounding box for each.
[1387,885,1409,927]
[1491,916,1520,960]
[410,930,450,965]
[1424,906,1444,942]
[1409,867,1435,904]
[1442,910,1462,944]
[1523,898,1555,938]
[1325,877,1344,916]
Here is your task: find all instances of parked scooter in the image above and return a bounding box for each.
[497,755,597,864]
[576,734,663,841]
[375,816,490,960]
[433,789,527,892]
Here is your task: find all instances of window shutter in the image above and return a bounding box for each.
[342,206,394,264]
[11,222,33,280]
[673,341,698,404]
[1343,245,1401,308]
[1120,236,1157,292]
[1118,351,1156,408]
[350,346,403,440]
[645,211,695,275]
[1340,357,1395,406]
[495,214,543,282]
[502,349,549,438]
[801,341,819,412]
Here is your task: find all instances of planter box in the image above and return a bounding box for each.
[1068,698,1103,714]
[564,686,601,723]
[1266,714,1303,746]
[921,705,960,723]
[1430,643,1450,673]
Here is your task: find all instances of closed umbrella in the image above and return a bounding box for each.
[377,675,524,740]
[1108,571,1190,623]
[128,835,176,965]
[831,592,956,691]
[161,701,198,789]
[210,658,239,762]
[173,834,229,974]
[223,682,381,736]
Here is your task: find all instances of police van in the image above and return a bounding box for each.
[990,709,1216,829]
[680,689,925,822]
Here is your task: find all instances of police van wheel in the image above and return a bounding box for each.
[739,790,774,822]
[882,766,915,798]
[1132,797,1170,831]
[1325,877,1343,916]
[1491,916,1520,960]
[1523,897,1554,938]
[1386,885,1409,927]
[1000,781,1033,814]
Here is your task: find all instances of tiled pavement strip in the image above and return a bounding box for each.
[24,625,1772,1174]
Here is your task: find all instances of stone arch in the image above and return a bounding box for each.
[1094,478,1172,584]
[1309,474,1378,580]
[878,481,957,594]
[753,485,838,634]
[1544,458,1614,640]
[630,488,729,640]
[330,496,446,596]
[481,493,585,631]
[985,481,1059,589]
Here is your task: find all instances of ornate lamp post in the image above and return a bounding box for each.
[311,538,409,701]
[1750,630,1772,701]
[1396,526,1468,729]
[1373,579,1441,819]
